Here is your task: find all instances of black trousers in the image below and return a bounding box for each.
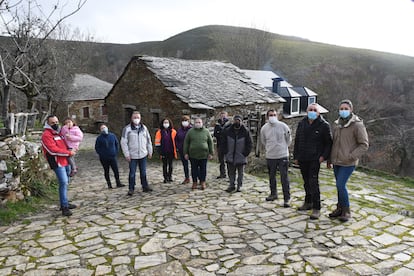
[299,160,321,210]
[99,157,121,186]
[162,153,174,180]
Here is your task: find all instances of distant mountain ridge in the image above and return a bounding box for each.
[2,25,414,177]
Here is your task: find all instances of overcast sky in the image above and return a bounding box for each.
[44,0,414,57]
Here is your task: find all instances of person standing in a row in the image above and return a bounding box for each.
[121,111,153,196]
[214,111,231,179]
[223,115,252,193]
[184,117,214,190]
[95,123,125,189]
[260,109,292,207]
[155,118,177,183]
[175,115,192,184]
[294,103,332,219]
[328,99,369,222]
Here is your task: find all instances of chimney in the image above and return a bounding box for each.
[272,77,283,94]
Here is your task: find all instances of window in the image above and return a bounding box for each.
[152,113,160,129]
[308,96,316,105]
[82,107,90,118]
[291,98,300,115]
[101,104,107,116]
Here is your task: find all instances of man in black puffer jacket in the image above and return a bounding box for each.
[223,115,252,193]
[293,103,332,219]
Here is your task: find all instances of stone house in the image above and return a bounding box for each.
[56,74,112,133]
[105,56,285,141]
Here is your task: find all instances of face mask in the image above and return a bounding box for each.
[233,122,241,128]
[194,122,203,129]
[268,116,278,124]
[163,123,170,129]
[307,111,318,120]
[339,110,351,119]
[182,121,189,127]
[51,124,59,131]
[101,127,108,134]
[132,118,140,125]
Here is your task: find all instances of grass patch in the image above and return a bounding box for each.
[0,181,58,226]
[357,166,414,188]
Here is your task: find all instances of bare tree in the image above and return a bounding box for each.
[0,0,87,126]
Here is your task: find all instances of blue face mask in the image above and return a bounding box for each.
[307,111,318,120]
[339,110,351,119]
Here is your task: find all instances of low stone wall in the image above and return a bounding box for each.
[0,136,49,204]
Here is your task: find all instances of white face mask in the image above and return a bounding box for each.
[163,123,170,129]
[132,118,140,125]
[182,121,189,127]
[194,122,203,129]
[269,116,278,124]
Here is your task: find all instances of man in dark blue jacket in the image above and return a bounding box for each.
[293,103,332,219]
[223,115,252,192]
[95,124,125,189]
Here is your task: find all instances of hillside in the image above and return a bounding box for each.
[2,25,414,177]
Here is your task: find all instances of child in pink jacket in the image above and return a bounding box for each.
[60,118,84,176]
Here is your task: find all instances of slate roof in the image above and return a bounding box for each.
[136,56,284,109]
[241,69,293,89]
[64,74,113,101]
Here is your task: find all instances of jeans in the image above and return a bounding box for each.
[299,160,321,210]
[190,158,208,182]
[179,152,190,179]
[54,165,70,208]
[227,163,244,188]
[100,157,121,185]
[333,165,355,207]
[129,157,149,191]
[266,158,290,201]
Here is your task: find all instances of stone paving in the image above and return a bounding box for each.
[1,134,414,275]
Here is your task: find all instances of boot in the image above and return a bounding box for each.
[62,207,72,217]
[328,203,342,218]
[200,181,206,190]
[116,180,125,187]
[107,181,113,189]
[265,194,278,201]
[225,186,235,193]
[182,178,190,184]
[192,182,198,190]
[310,209,320,220]
[298,202,313,211]
[339,207,351,222]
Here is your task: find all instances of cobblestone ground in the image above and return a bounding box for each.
[0,134,414,275]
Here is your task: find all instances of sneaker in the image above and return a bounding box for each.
[62,207,72,217]
[59,203,77,210]
[69,170,77,177]
[127,190,133,196]
[283,200,290,208]
[225,186,236,193]
[310,209,321,220]
[182,178,190,184]
[143,187,153,193]
[298,202,313,211]
[265,194,278,201]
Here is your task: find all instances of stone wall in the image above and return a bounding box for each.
[0,136,50,204]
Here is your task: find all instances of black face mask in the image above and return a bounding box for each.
[51,124,59,131]
[234,123,241,129]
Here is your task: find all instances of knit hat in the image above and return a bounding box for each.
[233,115,242,122]
[340,99,353,110]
